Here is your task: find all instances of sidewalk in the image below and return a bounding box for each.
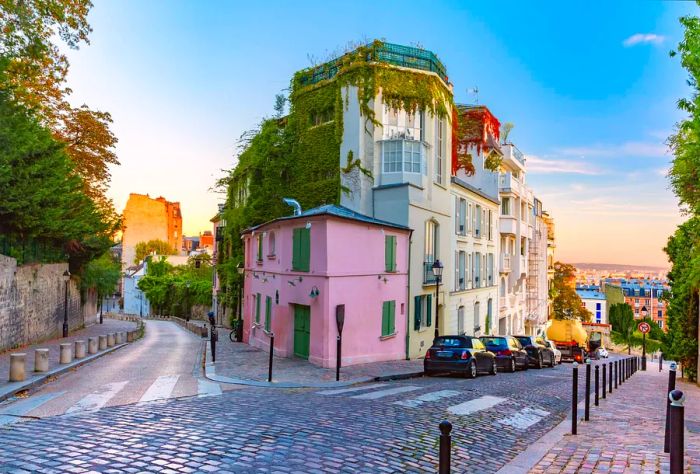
[524,364,700,473]
[0,318,138,400]
[206,330,424,387]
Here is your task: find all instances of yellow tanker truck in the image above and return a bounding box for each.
[546,319,602,362]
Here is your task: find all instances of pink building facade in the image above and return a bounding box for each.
[241,205,410,368]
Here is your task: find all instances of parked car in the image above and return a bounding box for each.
[597,347,609,359]
[544,339,562,365]
[513,335,556,368]
[479,336,529,372]
[424,336,497,378]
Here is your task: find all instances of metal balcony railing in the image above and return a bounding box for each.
[424,261,437,284]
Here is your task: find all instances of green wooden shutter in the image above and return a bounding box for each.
[426,294,432,327]
[414,296,422,331]
[299,227,310,272]
[257,235,263,261]
[255,293,261,323]
[384,236,392,272]
[265,296,272,331]
[381,301,389,336]
[391,236,396,271]
[389,300,395,334]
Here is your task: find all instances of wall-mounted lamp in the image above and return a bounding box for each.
[298,276,303,283]
[236,263,244,275]
[305,221,311,230]
[309,286,320,299]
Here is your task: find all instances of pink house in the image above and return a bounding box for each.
[241,205,410,368]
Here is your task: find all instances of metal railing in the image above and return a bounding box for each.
[0,234,65,265]
[423,261,437,284]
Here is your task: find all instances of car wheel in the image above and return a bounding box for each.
[536,353,543,369]
[509,358,516,373]
[467,360,477,379]
[490,359,497,375]
[549,353,555,367]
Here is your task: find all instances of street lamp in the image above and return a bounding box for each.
[641,308,648,363]
[185,281,191,321]
[432,260,443,339]
[62,270,71,337]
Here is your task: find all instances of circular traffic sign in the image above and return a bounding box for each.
[638,322,651,334]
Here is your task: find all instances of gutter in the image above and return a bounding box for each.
[406,228,414,360]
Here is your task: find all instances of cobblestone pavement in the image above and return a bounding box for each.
[0,318,137,385]
[529,365,700,474]
[0,358,623,473]
[213,332,423,384]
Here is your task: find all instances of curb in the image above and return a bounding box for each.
[202,342,425,389]
[0,342,130,403]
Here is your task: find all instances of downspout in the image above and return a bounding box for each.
[406,228,414,360]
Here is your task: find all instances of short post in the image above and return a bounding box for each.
[268,333,274,383]
[88,337,98,354]
[602,363,607,399]
[669,389,685,474]
[98,335,107,350]
[74,340,86,359]
[335,305,345,382]
[594,364,600,406]
[439,420,452,474]
[585,359,591,421]
[614,360,618,389]
[9,353,26,382]
[660,353,663,372]
[336,335,342,382]
[34,349,49,372]
[126,331,134,343]
[608,361,613,393]
[572,362,579,435]
[59,343,72,364]
[210,326,217,363]
[107,333,115,347]
[664,362,678,453]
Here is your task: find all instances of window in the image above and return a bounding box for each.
[458,251,466,290]
[385,235,397,272]
[455,198,467,235]
[658,320,664,328]
[256,234,263,262]
[268,232,276,257]
[520,237,526,256]
[265,296,272,332]
[255,293,261,323]
[474,252,481,288]
[387,108,399,126]
[475,205,482,237]
[382,301,396,337]
[486,299,493,334]
[488,210,493,240]
[658,310,663,318]
[467,203,472,233]
[487,253,494,286]
[382,140,424,173]
[311,109,333,126]
[474,301,481,334]
[413,295,432,330]
[292,227,310,272]
[457,306,465,335]
[595,311,601,323]
[501,198,510,216]
[468,253,473,288]
[383,140,402,172]
[436,119,445,184]
[596,303,601,310]
[424,220,439,284]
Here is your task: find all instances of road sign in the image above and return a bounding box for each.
[638,322,651,334]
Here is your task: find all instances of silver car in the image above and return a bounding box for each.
[544,339,562,365]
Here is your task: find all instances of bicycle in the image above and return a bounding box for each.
[229,319,243,342]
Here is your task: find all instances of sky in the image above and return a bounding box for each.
[62,1,697,268]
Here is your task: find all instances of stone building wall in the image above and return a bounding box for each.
[0,255,90,351]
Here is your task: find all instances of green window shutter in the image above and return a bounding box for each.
[265,296,272,331]
[389,300,395,334]
[392,237,397,272]
[414,296,422,331]
[257,235,263,261]
[426,294,432,327]
[384,236,392,272]
[299,227,310,272]
[292,228,300,270]
[255,293,261,323]
[381,301,389,336]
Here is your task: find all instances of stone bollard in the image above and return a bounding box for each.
[9,353,26,382]
[34,348,49,372]
[115,332,122,344]
[98,335,108,350]
[88,337,98,354]
[74,340,86,359]
[59,343,72,364]
[107,333,115,347]
[121,331,128,343]
[127,331,134,342]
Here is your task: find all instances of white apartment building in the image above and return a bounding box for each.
[525,198,550,335]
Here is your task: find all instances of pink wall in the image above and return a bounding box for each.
[242,215,409,368]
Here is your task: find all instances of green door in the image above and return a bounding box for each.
[293,305,311,359]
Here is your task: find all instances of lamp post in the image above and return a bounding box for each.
[62,270,71,337]
[432,260,443,339]
[641,308,648,368]
[185,281,191,321]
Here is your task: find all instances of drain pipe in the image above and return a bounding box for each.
[405,229,414,360]
[282,198,302,216]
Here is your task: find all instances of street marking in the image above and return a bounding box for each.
[447,395,507,415]
[316,383,388,396]
[0,392,65,425]
[197,379,222,398]
[394,390,461,408]
[498,407,550,429]
[139,375,180,402]
[351,385,421,400]
[66,381,128,414]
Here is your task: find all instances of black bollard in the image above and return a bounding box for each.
[336,335,342,382]
[572,362,579,435]
[669,389,685,474]
[268,334,275,383]
[595,365,600,406]
[614,360,618,389]
[585,360,591,421]
[664,362,678,453]
[609,362,613,393]
[439,420,452,474]
[602,363,607,399]
[210,326,217,363]
[660,354,663,372]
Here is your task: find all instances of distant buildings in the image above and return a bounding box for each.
[605,278,669,330]
[575,288,608,325]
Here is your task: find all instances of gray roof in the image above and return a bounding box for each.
[243,204,411,234]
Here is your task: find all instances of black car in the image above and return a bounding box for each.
[479,336,529,372]
[513,335,556,368]
[424,336,497,378]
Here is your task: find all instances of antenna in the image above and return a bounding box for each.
[467,86,479,104]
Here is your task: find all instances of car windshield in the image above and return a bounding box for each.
[480,337,507,348]
[434,337,471,348]
[515,336,532,347]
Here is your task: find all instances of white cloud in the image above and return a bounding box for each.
[555,141,668,158]
[525,155,603,175]
[623,33,665,47]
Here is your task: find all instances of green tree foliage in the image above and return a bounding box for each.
[609,303,636,354]
[133,239,176,263]
[550,262,591,321]
[81,252,120,308]
[664,7,700,382]
[138,257,212,318]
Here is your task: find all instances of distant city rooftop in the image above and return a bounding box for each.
[575,289,606,300]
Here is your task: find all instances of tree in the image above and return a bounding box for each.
[81,252,121,322]
[609,303,635,354]
[134,239,176,264]
[138,257,212,318]
[550,261,591,321]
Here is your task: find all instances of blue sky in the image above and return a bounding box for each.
[63,1,697,267]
